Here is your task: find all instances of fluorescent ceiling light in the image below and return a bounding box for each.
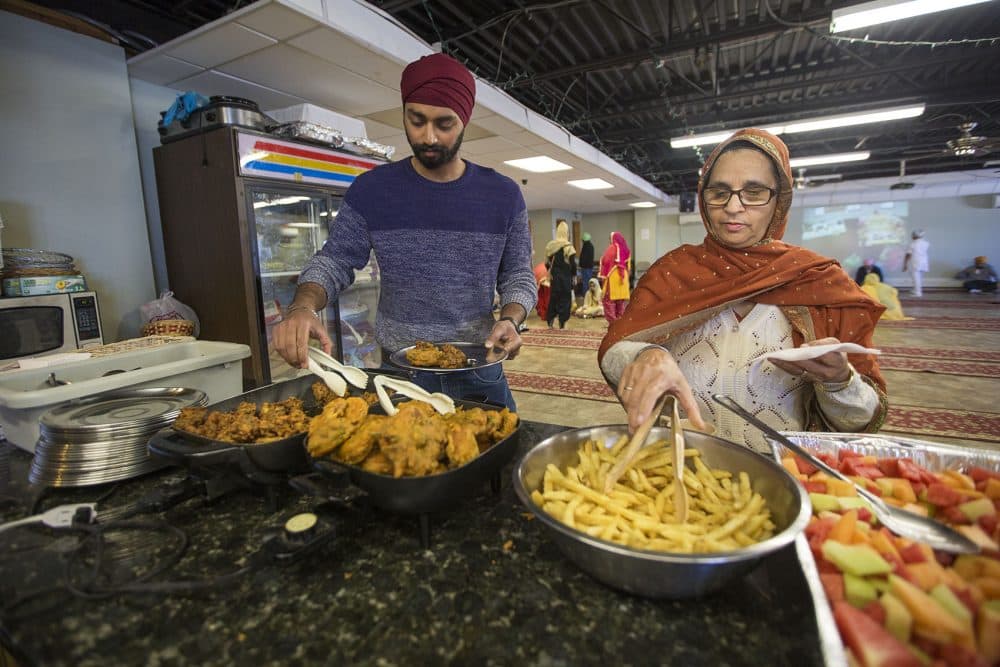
[629,201,657,208]
[789,151,870,168]
[670,131,742,149]
[670,104,925,148]
[830,0,992,33]
[776,104,925,133]
[503,156,573,173]
[567,178,614,190]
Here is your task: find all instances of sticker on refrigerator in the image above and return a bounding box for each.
[237,132,381,186]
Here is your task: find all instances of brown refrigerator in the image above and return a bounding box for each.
[153,126,384,388]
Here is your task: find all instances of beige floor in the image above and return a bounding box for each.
[508,290,1000,447]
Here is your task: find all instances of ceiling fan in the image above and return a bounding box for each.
[906,122,1000,162]
[794,168,842,190]
[889,160,915,191]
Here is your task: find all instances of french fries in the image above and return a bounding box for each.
[530,438,776,554]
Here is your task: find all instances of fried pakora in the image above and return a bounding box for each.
[306,396,370,458]
[173,397,310,444]
[309,400,520,477]
[405,341,468,369]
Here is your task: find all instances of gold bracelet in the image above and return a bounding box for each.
[818,365,855,393]
[286,304,320,318]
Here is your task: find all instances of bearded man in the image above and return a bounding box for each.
[273,53,535,410]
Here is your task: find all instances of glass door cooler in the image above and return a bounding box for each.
[154,127,384,388]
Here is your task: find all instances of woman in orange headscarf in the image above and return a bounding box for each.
[599,232,632,322]
[598,129,887,453]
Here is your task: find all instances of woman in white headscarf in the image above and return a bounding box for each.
[574,277,604,317]
[545,219,577,328]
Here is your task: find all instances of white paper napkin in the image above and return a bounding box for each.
[762,343,881,363]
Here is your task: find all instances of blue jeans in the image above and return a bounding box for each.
[384,363,516,411]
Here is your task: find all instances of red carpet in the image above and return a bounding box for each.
[506,370,1000,444]
[521,330,1000,377]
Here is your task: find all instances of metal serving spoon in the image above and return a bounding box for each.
[712,394,979,555]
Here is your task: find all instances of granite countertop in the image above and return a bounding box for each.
[0,422,826,667]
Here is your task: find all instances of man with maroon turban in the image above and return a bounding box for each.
[274,53,535,410]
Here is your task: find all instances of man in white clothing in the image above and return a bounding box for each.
[903,230,930,297]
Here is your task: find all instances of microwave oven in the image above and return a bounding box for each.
[0,291,104,361]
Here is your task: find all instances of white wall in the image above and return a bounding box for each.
[578,211,635,266]
[129,78,182,294]
[0,12,155,340]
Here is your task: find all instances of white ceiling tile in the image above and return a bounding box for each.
[473,114,530,137]
[461,136,520,157]
[127,55,202,86]
[362,118,402,140]
[166,23,276,68]
[218,44,399,115]
[289,28,402,89]
[168,70,305,110]
[282,0,324,18]
[236,3,320,40]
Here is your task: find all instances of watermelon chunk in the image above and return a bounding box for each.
[833,601,923,667]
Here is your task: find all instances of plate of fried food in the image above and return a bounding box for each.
[388,341,507,373]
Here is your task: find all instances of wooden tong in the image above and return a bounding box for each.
[603,393,669,494]
[669,395,690,523]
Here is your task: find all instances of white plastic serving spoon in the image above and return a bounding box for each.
[307,347,369,390]
[307,358,347,397]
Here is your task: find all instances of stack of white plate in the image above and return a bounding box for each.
[29,387,207,487]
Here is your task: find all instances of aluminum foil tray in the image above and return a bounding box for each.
[770,432,1000,667]
[271,121,344,148]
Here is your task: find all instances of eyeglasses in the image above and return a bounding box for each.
[703,186,777,207]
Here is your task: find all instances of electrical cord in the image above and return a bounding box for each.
[0,508,278,622]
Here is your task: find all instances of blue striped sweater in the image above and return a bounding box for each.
[299,158,537,353]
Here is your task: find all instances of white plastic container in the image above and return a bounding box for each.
[266,103,367,138]
[0,340,250,451]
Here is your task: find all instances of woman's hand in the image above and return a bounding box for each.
[768,337,852,384]
[272,311,333,369]
[618,347,706,433]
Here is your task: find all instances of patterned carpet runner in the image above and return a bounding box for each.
[512,324,1000,444]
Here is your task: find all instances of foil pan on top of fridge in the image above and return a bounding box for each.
[770,432,1000,667]
[271,121,345,148]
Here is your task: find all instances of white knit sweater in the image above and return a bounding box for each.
[600,304,880,454]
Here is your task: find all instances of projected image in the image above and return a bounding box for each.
[800,202,910,274]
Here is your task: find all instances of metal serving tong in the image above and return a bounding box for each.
[712,394,979,555]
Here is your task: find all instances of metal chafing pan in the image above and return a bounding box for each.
[310,397,521,515]
[770,432,1000,667]
[148,373,385,475]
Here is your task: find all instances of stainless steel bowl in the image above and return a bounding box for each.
[513,425,811,599]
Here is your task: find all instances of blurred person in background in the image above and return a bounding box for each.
[577,232,596,297]
[903,230,930,297]
[598,129,886,453]
[854,258,884,286]
[599,232,632,322]
[534,261,551,321]
[574,277,604,318]
[955,256,998,293]
[544,219,577,329]
[861,273,911,321]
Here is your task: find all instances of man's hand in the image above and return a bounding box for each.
[485,319,522,360]
[272,310,333,369]
[618,347,706,434]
